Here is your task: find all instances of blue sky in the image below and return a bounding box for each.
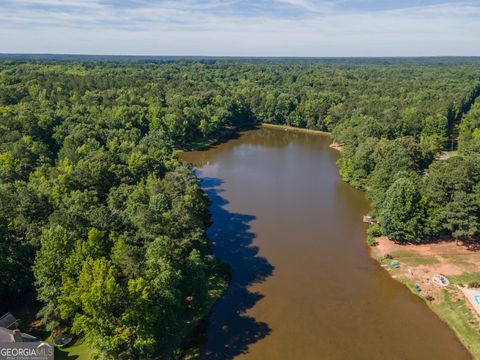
[0,0,479,56]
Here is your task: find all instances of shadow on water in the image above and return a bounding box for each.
[200,177,274,360]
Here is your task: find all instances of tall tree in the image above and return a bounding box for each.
[443,191,479,245]
[381,177,426,243]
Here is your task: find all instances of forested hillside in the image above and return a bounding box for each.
[0,58,480,359]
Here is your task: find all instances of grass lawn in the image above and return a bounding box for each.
[55,338,91,360]
[373,237,480,359]
[394,271,480,359]
[388,249,440,266]
[440,255,475,270]
[400,256,439,266]
[429,289,480,358]
[27,325,91,360]
[449,272,480,285]
[388,249,416,258]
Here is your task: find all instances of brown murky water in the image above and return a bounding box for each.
[180,127,470,360]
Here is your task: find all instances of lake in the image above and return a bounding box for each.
[180,126,470,360]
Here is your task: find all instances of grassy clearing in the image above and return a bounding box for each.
[373,238,480,359]
[388,249,416,257]
[28,328,91,360]
[261,123,330,136]
[55,338,91,360]
[388,249,439,266]
[389,268,480,359]
[449,272,480,285]
[400,256,439,266]
[390,273,480,359]
[429,289,480,358]
[439,255,472,271]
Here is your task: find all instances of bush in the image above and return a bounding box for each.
[367,223,382,238]
[367,235,378,247]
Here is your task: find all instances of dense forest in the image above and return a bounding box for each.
[1,58,480,359]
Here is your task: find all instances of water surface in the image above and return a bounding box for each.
[181,127,470,360]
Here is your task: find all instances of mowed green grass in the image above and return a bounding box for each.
[449,272,480,285]
[30,329,90,360]
[430,288,480,359]
[408,272,480,358]
[389,249,439,266]
[54,338,90,360]
[378,245,480,358]
[400,256,439,266]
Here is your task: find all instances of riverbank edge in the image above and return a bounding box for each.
[178,124,259,153]
[181,123,478,359]
[260,123,331,136]
[261,123,478,358]
[369,241,480,359]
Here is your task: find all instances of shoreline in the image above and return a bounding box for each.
[260,123,331,136]
[184,124,477,358]
[259,124,344,151]
[262,124,480,357]
[370,236,480,358]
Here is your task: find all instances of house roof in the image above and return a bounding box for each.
[0,327,37,343]
[0,313,17,330]
[0,327,15,342]
[0,313,37,343]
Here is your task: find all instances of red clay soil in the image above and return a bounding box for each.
[329,142,343,152]
[374,236,480,276]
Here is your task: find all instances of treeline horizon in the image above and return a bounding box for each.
[0,58,479,359]
[2,54,480,63]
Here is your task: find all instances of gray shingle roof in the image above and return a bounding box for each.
[0,313,37,343]
[0,313,17,330]
[0,327,37,343]
[0,327,14,342]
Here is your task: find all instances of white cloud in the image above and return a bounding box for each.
[0,0,478,56]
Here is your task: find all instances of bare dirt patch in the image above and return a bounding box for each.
[374,236,480,277]
[329,142,343,152]
[371,236,480,357]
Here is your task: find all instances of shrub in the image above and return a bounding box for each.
[367,223,382,238]
[367,235,378,247]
